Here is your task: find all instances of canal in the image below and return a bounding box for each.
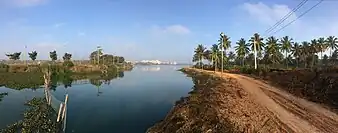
[0,65,193,133]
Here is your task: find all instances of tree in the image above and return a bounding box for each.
[49,51,57,61]
[317,37,327,63]
[249,33,264,69]
[291,42,301,67]
[235,38,250,66]
[28,51,38,61]
[228,51,236,65]
[193,44,206,69]
[326,36,338,57]
[210,44,220,71]
[265,36,281,67]
[218,33,231,70]
[63,53,72,61]
[280,36,293,68]
[6,52,21,60]
[89,50,103,65]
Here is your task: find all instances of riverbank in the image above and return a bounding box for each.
[147,67,338,133]
[0,62,133,73]
[147,68,289,133]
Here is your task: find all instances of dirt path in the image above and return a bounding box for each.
[193,68,338,133]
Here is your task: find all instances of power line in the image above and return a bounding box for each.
[269,0,323,36]
[264,0,308,35]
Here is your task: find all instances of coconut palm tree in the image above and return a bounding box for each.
[291,42,301,67]
[210,44,220,71]
[317,37,327,64]
[326,36,338,58]
[249,33,264,69]
[235,38,249,66]
[193,44,206,69]
[300,41,310,68]
[280,36,293,68]
[218,33,231,70]
[228,51,236,65]
[310,39,320,68]
[265,36,281,67]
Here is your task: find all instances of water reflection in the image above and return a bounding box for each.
[0,92,8,102]
[0,70,125,91]
[141,66,161,71]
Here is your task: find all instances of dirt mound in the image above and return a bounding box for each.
[147,69,289,133]
[258,69,338,111]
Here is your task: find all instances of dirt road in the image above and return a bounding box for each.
[195,69,338,133]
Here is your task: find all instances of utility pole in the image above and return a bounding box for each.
[254,40,257,69]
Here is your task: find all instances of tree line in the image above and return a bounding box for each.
[193,33,338,70]
[5,49,126,65]
[5,50,72,61]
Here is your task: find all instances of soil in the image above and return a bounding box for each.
[147,68,338,133]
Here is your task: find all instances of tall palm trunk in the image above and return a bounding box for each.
[285,51,288,69]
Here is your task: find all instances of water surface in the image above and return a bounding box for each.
[0,65,193,133]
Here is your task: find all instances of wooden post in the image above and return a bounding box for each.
[57,103,64,122]
[62,94,69,120]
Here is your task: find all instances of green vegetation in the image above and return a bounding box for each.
[5,52,21,60]
[28,51,37,61]
[193,33,338,70]
[0,97,62,133]
[49,50,58,61]
[191,33,338,112]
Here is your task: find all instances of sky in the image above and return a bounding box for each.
[0,0,337,63]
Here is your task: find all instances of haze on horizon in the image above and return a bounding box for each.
[0,0,337,63]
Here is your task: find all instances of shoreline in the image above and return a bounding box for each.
[147,67,338,133]
[146,67,289,133]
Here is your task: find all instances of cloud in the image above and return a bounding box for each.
[151,24,191,35]
[53,23,66,28]
[1,0,48,7]
[240,2,338,41]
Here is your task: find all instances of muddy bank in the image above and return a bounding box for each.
[147,68,289,133]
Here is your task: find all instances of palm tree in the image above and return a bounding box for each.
[326,36,338,57]
[280,36,293,68]
[210,44,220,71]
[300,41,310,68]
[193,44,206,69]
[249,33,264,69]
[310,39,319,68]
[265,36,281,67]
[317,37,326,64]
[235,38,249,66]
[228,51,236,65]
[291,42,301,67]
[218,33,231,71]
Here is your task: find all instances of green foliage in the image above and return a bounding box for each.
[28,51,38,61]
[63,53,72,61]
[0,63,9,72]
[62,60,74,68]
[6,52,21,60]
[49,50,57,61]
[0,97,62,133]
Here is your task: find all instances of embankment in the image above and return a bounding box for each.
[147,68,289,133]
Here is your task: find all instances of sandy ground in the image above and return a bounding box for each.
[194,68,338,133]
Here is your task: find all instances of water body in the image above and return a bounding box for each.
[0,65,193,133]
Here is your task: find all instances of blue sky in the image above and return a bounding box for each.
[0,0,337,63]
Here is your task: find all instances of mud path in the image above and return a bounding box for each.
[195,68,338,133]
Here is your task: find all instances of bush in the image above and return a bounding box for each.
[63,60,74,68]
[0,63,9,72]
